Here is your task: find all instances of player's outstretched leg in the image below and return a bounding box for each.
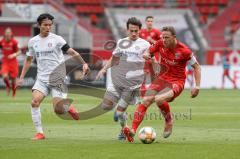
[123,103,148,142]
[113,110,118,122]
[116,110,127,140]
[30,90,46,140]
[31,104,45,139]
[123,126,135,142]
[54,98,80,120]
[157,101,173,138]
[68,105,80,120]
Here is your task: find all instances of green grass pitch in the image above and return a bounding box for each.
[0,89,240,159]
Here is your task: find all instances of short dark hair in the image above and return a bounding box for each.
[162,26,176,36]
[37,13,54,25]
[126,17,142,29]
[145,16,153,21]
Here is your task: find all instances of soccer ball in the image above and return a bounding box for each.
[138,126,156,144]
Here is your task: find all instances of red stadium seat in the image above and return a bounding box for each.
[230,23,240,34]
[199,6,210,15]
[75,5,104,14]
[200,14,208,24]
[219,0,228,6]
[231,14,240,23]
[210,6,219,15]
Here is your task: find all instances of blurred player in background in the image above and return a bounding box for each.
[140,16,161,45]
[123,26,201,142]
[96,17,150,140]
[0,27,21,97]
[221,50,237,89]
[17,13,89,140]
[139,16,161,96]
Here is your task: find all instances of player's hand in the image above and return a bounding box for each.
[151,58,161,76]
[95,69,107,80]
[7,53,16,59]
[17,78,24,87]
[146,36,153,43]
[82,63,90,76]
[191,87,199,98]
[143,52,151,60]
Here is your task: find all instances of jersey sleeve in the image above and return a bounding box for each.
[149,40,162,54]
[156,30,161,40]
[13,40,19,53]
[188,53,198,65]
[144,41,151,52]
[57,35,67,49]
[112,39,122,57]
[26,40,34,57]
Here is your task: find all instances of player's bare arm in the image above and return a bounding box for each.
[143,50,151,60]
[7,49,22,59]
[17,56,33,86]
[66,48,89,75]
[96,56,120,80]
[191,62,201,98]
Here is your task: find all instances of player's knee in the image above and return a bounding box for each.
[142,96,154,107]
[101,99,115,110]
[53,99,68,114]
[31,99,40,107]
[54,106,65,115]
[154,96,166,105]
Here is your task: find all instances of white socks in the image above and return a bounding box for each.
[116,111,127,128]
[31,107,43,134]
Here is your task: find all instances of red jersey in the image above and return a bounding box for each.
[149,40,192,83]
[140,28,161,45]
[140,28,161,75]
[0,38,19,64]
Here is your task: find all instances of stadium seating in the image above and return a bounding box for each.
[2,0,44,3]
[205,0,240,48]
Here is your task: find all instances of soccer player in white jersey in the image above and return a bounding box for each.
[17,13,89,140]
[96,17,150,140]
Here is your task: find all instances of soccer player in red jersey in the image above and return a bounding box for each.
[139,16,161,45]
[221,50,236,89]
[139,16,161,96]
[0,27,21,97]
[123,26,201,142]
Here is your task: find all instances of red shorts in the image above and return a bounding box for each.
[1,62,19,78]
[223,69,229,76]
[148,77,184,102]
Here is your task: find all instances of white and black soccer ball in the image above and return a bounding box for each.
[138,126,156,144]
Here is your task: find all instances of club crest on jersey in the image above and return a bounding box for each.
[48,43,52,47]
[175,53,181,59]
[135,46,140,50]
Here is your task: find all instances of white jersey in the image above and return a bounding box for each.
[111,37,150,89]
[27,33,67,83]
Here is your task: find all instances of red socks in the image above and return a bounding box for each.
[132,104,147,133]
[12,80,17,97]
[158,101,172,123]
[3,77,10,89]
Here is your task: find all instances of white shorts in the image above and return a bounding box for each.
[104,85,140,109]
[32,79,67,98]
